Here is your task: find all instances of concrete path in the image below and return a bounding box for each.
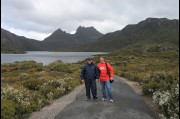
[54,76,155,119]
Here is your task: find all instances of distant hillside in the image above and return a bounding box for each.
[1,28,46,53]
[42,29,75,50]
[1,18,179,53]
[1,26,103,53]
[43,26,103,50]
[72,18,179,51]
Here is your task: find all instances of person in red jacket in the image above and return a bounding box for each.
[97,56,114,103]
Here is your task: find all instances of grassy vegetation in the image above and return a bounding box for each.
[1,60,83,119]
[93,44,179,119]
[1,44,179,119]
[1,48,26,54]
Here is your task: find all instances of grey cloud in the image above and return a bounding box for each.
[1,0,179,40]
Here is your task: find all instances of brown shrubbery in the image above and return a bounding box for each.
[1,60,81,119]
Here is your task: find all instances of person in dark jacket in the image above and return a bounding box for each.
[80,57,100,101]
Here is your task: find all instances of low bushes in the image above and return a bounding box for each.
[142,71,179,95]
[1,61,44,72]
[17,61,43,70]
[119,71,143,82]
[1,99,15,119]
[141,71,179,119]
[153,85,179,119]
[23,78,44,90]
[47,60,73,73]
[19,73,30,80]
[144,45,172,53]
[1,60,81,119]
[1,77,76,118]
[40,78,66,100]
[106,45,179,119]
[1,86,33,118]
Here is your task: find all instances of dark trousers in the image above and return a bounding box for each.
[85,79,97,99]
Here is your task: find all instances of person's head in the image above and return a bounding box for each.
[99,56,105,63]
[86,57,93,64]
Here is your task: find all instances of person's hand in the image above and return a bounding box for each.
[110,77,114,83]
[110,77,113,80]
[81,80,85,84]
[96,79,100,82]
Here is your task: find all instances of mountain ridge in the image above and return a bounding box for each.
[1,26,104,52]
[1,17,179,53]
[72,17,179,51]
[1,28,46,53]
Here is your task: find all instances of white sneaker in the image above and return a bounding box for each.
[109,99,114,103]
[101,98,107,101]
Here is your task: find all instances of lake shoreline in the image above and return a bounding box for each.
[1,51,106,65]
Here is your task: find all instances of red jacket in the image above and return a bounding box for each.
[97,62,114,81]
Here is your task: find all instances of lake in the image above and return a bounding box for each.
[1,51,106,65]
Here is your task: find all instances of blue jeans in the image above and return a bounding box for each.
[100,80,113,100]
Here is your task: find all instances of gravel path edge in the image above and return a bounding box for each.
[28,85,84,119]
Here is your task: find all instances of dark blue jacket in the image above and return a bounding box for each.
[80,63,99,80]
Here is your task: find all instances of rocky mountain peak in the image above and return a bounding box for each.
[75,26,103,36]
[138,17,179,26]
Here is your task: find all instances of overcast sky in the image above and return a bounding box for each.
[1,0,179,41]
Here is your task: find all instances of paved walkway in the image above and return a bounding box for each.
[54,76,155,119]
